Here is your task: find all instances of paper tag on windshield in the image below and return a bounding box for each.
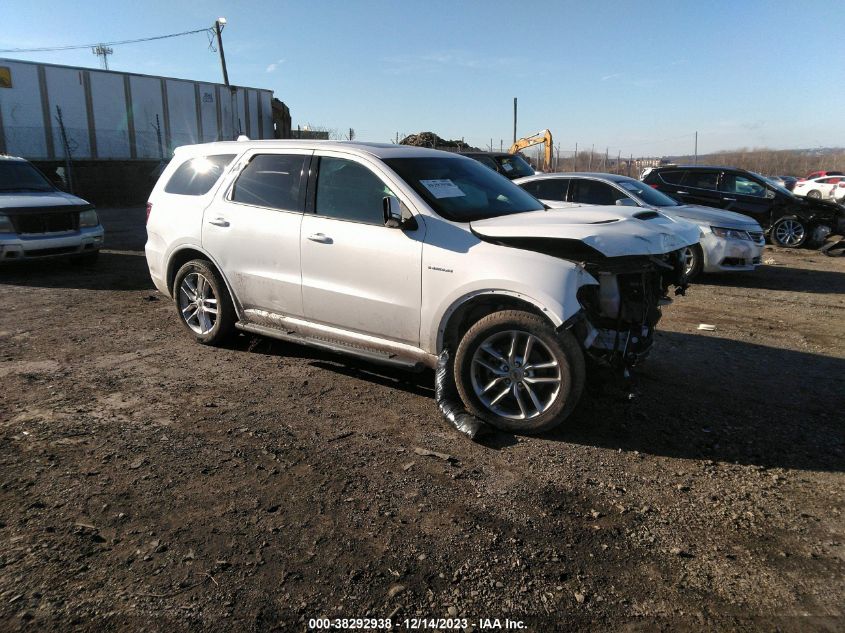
[420,179,465,199]
[502,163,513,172]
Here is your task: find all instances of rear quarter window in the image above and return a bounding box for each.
[164,154,236,196]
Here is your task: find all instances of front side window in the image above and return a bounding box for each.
[165,154,235,196]
[721,174,765,197]
[231,154,307,211]
[569,179,628,206]
[315,157,395,225]
[384,156,544,222]
[520,178,569,201]
[685,170,720,191]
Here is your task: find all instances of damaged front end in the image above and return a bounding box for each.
[571,251,687,372]
[470,207,698,376]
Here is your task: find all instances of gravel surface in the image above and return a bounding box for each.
[1,207,843,632]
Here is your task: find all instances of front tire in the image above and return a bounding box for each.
[173,259,235,345]
[806,190,822,199]
[770,217,808,248]
[682,243,704,281]
[454,310,585,434]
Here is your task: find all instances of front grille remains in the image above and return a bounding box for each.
[10,212,78,234]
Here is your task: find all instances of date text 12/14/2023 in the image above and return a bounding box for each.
[307,617,527,630]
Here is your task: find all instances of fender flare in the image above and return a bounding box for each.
[166,244,245,319]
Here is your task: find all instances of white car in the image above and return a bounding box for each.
[515,173,765,280]
[145,141,698,433]
[793,176,841,200]
[0,155,103,263]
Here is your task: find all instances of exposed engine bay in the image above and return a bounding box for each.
[572,251,688,371]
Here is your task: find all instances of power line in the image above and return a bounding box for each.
[0,27,212,54]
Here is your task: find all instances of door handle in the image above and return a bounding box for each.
[307,233,333,244]
[676,190,689,195]
[208,217,230,227]
[722,197,736,202]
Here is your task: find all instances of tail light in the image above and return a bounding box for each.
[649,184,660,189]
[145,202,152,224]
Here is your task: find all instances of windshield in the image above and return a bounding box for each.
[756,173,794,197]
[0,161,55,192]
[494,155,535,178]
[384,156,544,222]
[616,178,680,207]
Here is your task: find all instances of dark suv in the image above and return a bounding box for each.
[461,152,535,180]
[641,165,844,247]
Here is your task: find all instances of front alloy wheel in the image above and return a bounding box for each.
[454,310,585,434]
[681,243,703,280]
[771,218,807,248]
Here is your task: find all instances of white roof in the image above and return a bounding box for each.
[173,140,462,160]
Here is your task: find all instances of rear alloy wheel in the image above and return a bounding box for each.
[806,190,822,199]
[454,310,585,434]
[681,243,704,281]
[173,259,235,345]
[770,217,808,248]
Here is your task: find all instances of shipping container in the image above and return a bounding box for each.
[0,58,275,161]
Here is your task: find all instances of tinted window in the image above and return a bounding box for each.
[570,179,627,205]
[470,155,499,171]
[165,154,236,196]
[685,170,720,191]
[721,174,765,197]
[231,154,307,210]
[0,160,55,192]
[384,156,543,222]
[616,178,680,207]
[315,157,395,225]
[494,155,534,178]
[520,178,569,201]
[659,170,686,185]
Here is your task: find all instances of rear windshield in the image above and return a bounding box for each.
[165,154,236,196]
[0,161,54,192]
[384,156,544,222]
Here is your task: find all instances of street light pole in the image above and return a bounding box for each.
[214,18,230,86]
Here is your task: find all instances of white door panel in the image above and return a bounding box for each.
[300,215,424,345]
[202,149,311,316]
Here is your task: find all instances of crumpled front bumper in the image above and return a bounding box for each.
[0,226,104,262]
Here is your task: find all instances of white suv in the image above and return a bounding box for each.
[145,141,698,433]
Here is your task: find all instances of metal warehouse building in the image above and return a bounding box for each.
[0,58,277,161]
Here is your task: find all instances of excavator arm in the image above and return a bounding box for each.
[509,129,553,171]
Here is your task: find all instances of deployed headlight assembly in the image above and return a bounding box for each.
[710,226,750,240]
[0,214,14,233]
[79,209,100,228]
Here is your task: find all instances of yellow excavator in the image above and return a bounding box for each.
[509,129,553,172]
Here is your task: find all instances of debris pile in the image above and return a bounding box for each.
[400,132,478,151]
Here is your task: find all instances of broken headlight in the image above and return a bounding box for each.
[0,214,13,233]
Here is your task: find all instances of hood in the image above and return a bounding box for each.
[661,204,760,229]
[0,190,92,215]
[470,206,700,258]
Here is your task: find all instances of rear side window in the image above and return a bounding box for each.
[230,154,308,211]
[684,170,720,190]
[521,179,569,201]
[164,154,236,196]
[658,170,686,185]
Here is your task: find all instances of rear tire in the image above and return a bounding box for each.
[454,310,585,434]
[806,190,822,199]
[770,217,808,248]
[173,259,235,345]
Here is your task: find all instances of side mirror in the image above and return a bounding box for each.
[614,198,638,207]
[765,188,776,199]
[382,195,403,228]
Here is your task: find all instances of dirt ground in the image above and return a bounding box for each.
[1,207,843,632]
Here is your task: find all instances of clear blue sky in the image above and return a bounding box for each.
[2,0,842,156]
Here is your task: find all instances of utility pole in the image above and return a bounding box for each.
[513,97,517,145]
[92,44,113,70]
[214,18,230,86]
[500,139,503,151]
[694,131,698,165]
[617,150,621,174]
[588,144,594,170]
[574,142,578,171]
[605,147,609,171]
